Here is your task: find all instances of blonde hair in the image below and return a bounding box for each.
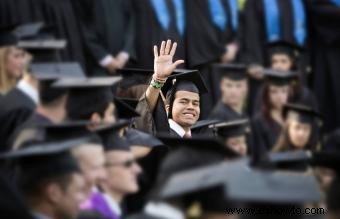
[0,46,18,94]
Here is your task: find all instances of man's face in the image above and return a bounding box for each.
[104,151,142,196]
[220,78,248,107]
[171,91,200,128]
[54,173,87,219]
[271,54,293,71]
[72,145,107,196]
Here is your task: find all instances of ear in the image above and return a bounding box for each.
[165,104,170,116]
[45,182,63,204]
[90,112,102,123]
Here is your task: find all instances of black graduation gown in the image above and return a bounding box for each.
[131,0,186,69]
[125,213,163,219]
[37,0,86,69]
[306,0,340,132]
[209,101,247,121]
[251,113,282,152]
[73,0,136,76]
[0,88,36,152]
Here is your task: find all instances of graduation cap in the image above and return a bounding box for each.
[113,97,140,119]
[1,138,89,182]
[283,103,322,124]
[269,150,312,171]
[212,63,248,81]
[117,98,139,109]
[161,69,208,97]
[157,135,238,158]
[54,76,122,120]
[95,120,131,152]
[30,62,86,104]
[0,25,18,47]
[266,40,304,59]
[12,121,100,151]
[13,22,45,40]
[157,159,322,204]
[191,119,221,131]
[210,119,250,139]
[126,129,164,148]
[263,68,298,86]
[117,68,153,89]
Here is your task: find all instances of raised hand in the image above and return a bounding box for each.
[153,39,184,80]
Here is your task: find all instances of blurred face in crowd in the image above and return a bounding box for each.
[47,173,87,219]
[72,145,107,196]
[225,135,247,156]
[5,47,25,79]
[287,119,312,149]
[220,78,248,108]
[268,85,290,110]
[91,102,116,124]
[271,54,293,71]
[171,91,200,128]
[103,151,142,198]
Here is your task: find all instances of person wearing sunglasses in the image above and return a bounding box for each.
[80,132,142,219]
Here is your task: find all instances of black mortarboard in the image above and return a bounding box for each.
[210,119,250,139]
[13,22,45,40]
[157,159,321,204]
[0,25,18,47]
[283,103,322,124]
[1,138,88,179]
[269,150,312,171]
[113,97,140,119]
[117,68,153,89]
[191,119,221,131]
[117,98,139,109]
[263,68,298,86]
[95,120,131,152]
[266,40,304,59]
[157,135,238,158]
[30,62,85,104]
[126,129,164,148]
[30,62,85,80]
[53,77,122,120]
[161,69,208,97]
[212,63,248,81]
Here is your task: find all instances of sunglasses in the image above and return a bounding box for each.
[105,159,137,168]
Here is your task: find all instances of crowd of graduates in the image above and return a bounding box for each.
[1,0,340,219]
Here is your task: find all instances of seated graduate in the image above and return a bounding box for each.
[272,103,322,153]
[1,137,89,219]
[253,41,318,112]
[209,64,249,121]
[80,125,142,219]
[210,119,250,157]
[251,69,297,152]
[0,26,25,95]
[135,40,208,137]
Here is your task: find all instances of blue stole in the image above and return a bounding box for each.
[150,0,186,35]
[331,0,340,6]
[150,0,170,31]
[172,0,186,35]
[208,0,239,31]
[263,0,306,45]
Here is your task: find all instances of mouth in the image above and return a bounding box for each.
[182,112,196,119]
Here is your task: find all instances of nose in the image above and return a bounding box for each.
[132,162,142,175]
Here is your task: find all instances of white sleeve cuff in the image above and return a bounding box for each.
[100,55,114,67]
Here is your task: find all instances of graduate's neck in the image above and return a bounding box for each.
[228,102,243,114]
[29,200,55,219]
[107,189,124,204]
[270,108,284,125]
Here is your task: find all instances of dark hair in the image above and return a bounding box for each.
[66,88,113,120]
[272,119,319,152]
[17,170,75,199]
[39,81,68,106]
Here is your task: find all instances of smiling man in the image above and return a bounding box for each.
[135,40,208,138]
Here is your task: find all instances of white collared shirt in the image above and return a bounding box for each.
[144,202,185,219]
[168,119,191,138]
[17,79,39,104]
[103,193,122,217]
